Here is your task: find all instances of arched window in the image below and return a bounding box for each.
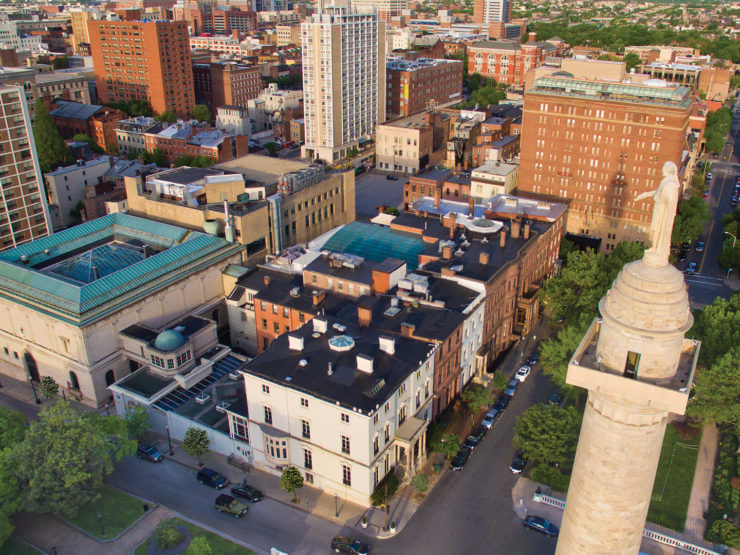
[500,55,509,66]
[105,370,115,387]
[23,352,39,382]
[69,371,80,390]
[487,54,496,65]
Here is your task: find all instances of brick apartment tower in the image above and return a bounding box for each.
[0,85,52,250]
[518,76,692,251]
[88,19,195,118]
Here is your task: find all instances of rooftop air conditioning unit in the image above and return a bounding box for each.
[216,401,231,413]
[195,392,211,405]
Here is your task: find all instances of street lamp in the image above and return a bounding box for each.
[29,379,40,405]
[725,231,737,248]
[334,493,338,518]
[165,426,174,455]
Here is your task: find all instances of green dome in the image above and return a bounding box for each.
[154,329,185,351]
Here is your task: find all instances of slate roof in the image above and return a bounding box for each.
[49,100,102,120]
[0,213,243,325]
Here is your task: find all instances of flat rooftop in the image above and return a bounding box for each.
[216,154,310,186]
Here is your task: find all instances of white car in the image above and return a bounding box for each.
[515,365,531,383]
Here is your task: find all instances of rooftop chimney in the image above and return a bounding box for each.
[442,244,453,259]
[500,229,507,248]
[358,304,372,328]
[468,196,475,217]
[433,185,441,209]
[264,275,271,286]
[449,212,457,239]
[511,220,521,239]
[523,222,531,240]
[401,322,416,337]
[378,336,395,355]
[313,317,328,334]
[288,334,304,351]
[356,354,374,374]
[479,251,490,265]
[312,290,326,306]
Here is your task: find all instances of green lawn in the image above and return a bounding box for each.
[67,486,147,540]
[134,518,254,555]
[0,538,38,555]
[647,425,702,532]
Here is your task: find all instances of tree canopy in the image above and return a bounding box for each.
[33,101,74,173]
[514,404,582,468]
[689,291,740,368]
[142,149,167,167]
[687,346,740,435]
[279,465,304,502]
[174,154,214,168]
[155,111,177,124]
[72,133,105,155]
[38,376,59,400]
[704,107,733,154]
[461,384,492,425]
[718,209,740,270]
[103,99,152,117]
[183,427,209,464]
[191,105,212,124]
[671,196,711,246]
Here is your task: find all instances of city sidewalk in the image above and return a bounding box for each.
[685,423,720,542]
[0,371,109,416]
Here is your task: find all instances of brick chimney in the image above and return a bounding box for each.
[448,212,457,239]
[528,31,537,42]
[401,322,415,337]
[433,185,441,209]
[358,304,372,328]
[468,196,475,217]
[500,230,506,248]
[479,251,490,265]
[511,220,521,239]
[523,222,531,239]
[442,244,453,259]
[312,290,326,306]
[264,275,271,286]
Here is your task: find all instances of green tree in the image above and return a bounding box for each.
[104,99,152,117]
[8,401,134,516]
[142,149,167,167]
[185,536,213,555]
[411,473,430,494]
[430,433,460,459]
[71,133,105,154]
[154,110,177,124]
[191,105,212,124]
[38,376,59,401]
[52,56,69,69]
[33,101,74,173]
[623,51,642,71]
[154,520,185,550]
[0,451,19,549]
[0,407,26,450]
[264,142,279,156]
[183,427,209,465]
[514,404,582,468]
[689,291,740,367]
[468,72,483,92]
[461,384,491,425]
[671,196,710,246]
[539,319,590,389]
[124,405,150,440]
[687,347,740,434]
[174,154,214,168]
[493,371,507,392]
[279,465,304,502]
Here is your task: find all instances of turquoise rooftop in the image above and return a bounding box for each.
[0,213,242,325]
[530,77,692,108]
[322,221,427,270]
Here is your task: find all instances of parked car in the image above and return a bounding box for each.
[386,175,398,181]
[548,391,563,406]
[481,408,500,429]
[522,515,559,537]
[136,443,164,463]
[510,453,528,474]
[215,494,248,518]
[702,190,708,199]
[527,352,539,365]
[515,365,531,383]
[677,251,687,262]
[695,241,705,252]
[493,395,510,412]
[706,172,712,181]
[449,448,471,471]
[231,483,264,503]
[504,378,519,397]
[197,468,228,489]
[685,261,698,275]
[463,426,487,450]
[331,536,371,555]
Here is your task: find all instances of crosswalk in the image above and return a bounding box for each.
[684,274,726,287]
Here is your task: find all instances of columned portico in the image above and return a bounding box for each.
[394,415,428,479]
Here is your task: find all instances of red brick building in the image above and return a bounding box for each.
[144,123,249,164]
[468,40,562,87]
[49,101,126,153]
[193,62,262,115]
[88,19,195,118]
[386,58,463,117]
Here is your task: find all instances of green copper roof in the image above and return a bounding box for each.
[0,213,243,325]
[530,77,692,108]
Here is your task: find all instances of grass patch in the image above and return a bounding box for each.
[67,486,147,540]
[0,538,37,555]
[647,425,702,532]
[134,518,254,555]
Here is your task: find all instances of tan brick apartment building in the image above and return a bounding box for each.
[386,57,463,117]
[88,19,195,118]
[376,110,452,174]
[518,76,695,251]
[468,40,561,87]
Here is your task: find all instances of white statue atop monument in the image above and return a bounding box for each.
[634,161,680,268]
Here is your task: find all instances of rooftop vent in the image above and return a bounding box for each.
[329,335,355,352]
[379,336,395,355]
[290,286,300,297]
[215,401,231,413]
[356,354,374,374]
[288,334,304,351]
[298,359,308,367]
[332,323,347,334]
[313,317,328,334]
[195,392,211,405]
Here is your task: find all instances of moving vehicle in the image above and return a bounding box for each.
[522,515,559,537]
[504,378,519,397]
[481,408,500,429]
[136,443,164,463]
[510,453,528,474]
[449,448,471,471]
[197,468,229,489]
[515,365,531,383]
[231,483,264,503]
[331,536,371,555]
[215,494,248,518]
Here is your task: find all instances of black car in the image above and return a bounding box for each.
[527,352,539,365]
[197,468,229,489]
[386,175,398,180]
[493,395,510,412]
[510,453,528,474]
[522,515,559,537]
[463,426,487,450]
[449,448,471,471]
[331,536,371,555]
[136,443,164,463]
[231,483,264,503]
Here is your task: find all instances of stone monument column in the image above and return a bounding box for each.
[555,163,700,554]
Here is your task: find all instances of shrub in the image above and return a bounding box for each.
[370,472,401,506]
[411,473,430,494]
[709,519,740,548]
[530,463,570,493]
[185,536,213,555]
[154,521,185,550]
